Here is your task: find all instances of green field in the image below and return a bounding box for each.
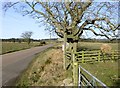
[80,60,119,86]
[1,42,43,54]
[77,42,119,51]
[77,42,119,86]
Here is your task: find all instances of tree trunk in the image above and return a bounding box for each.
[73,42,77,52]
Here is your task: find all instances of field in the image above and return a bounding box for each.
[16,42,119,86]
[77,42,119,51]
[2,41,118,55]
[77,42,119,86]
[1,42,43,55]
[80,61,119,86]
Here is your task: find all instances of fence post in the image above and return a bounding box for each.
[103,53,106,61]
[112,50,114,60]
[73,62,78,86]
[82,51,84,63]
[98,51,100,62]
[63,32,67,70]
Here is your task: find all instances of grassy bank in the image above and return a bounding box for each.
[16,45,72,86]
[1,42,45,54]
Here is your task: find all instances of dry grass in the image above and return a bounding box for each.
[16,46,69,86]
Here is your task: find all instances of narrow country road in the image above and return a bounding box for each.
[2,44,53,86]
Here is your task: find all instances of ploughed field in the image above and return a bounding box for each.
[1,42,43,54]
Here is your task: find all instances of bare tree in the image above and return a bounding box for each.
[21,31,33,45]
[2,0,119,69]
[3,1,119,42]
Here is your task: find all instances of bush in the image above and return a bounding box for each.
[100,44,112,54]
[40,41,46,45]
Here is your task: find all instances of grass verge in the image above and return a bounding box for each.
[1,42,45,55]
[16,45,72,86]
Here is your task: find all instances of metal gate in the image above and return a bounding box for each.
[78,65,109,88]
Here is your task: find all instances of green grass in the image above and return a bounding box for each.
[77,42,119,51]
[80,60,119,86]
[1,42,44,54]
[77,42,119,86]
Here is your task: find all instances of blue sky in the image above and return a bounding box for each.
[0,2,58,39]
[0,2,99,40]
[0,1,118,40]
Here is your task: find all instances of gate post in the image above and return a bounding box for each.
[73,62,78,86]
[71,40,78,86]
[63,32,67,69]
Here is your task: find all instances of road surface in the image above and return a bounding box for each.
[2,44,53,86]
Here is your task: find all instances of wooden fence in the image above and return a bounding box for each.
[66,50,120,86]
[74,50,120,63]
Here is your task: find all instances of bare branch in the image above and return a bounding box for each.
[2,1,119,39]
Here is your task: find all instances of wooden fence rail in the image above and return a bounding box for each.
[74,50,120,63]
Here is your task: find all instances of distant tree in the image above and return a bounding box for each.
[3,1,119,48]
[21,31,33,45]
[18,38,22,43]
[11,38,15,43]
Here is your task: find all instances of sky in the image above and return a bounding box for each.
[0,1,119,40]
[0,1,100,40]
[0,2,58,39]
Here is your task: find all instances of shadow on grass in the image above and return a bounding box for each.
[52,46,62,49]
[77,46,90,51]
[112,59,120,87]
[110,79,120,88]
